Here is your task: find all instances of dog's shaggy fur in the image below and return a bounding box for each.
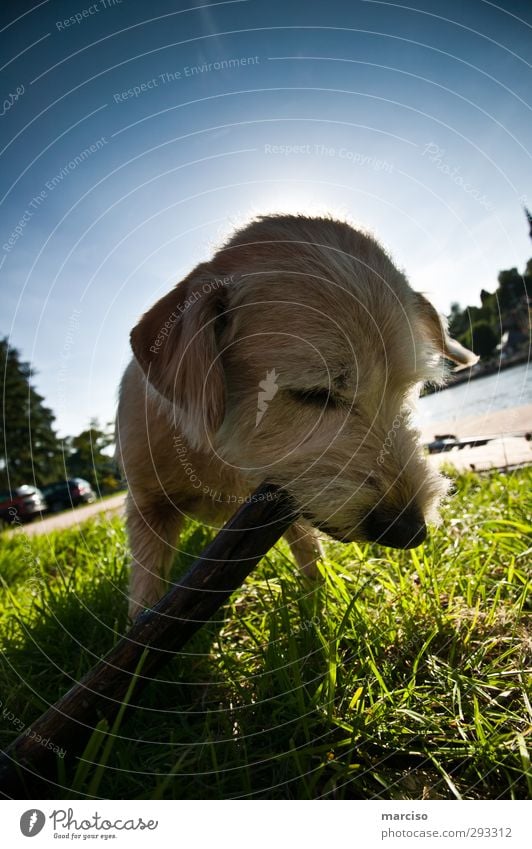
[117,215,477,618]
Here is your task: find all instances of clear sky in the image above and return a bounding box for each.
[1,0,531,437]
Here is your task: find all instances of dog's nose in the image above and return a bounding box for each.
[363,508,427,549]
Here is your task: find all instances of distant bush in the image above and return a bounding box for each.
[460,320,498,359]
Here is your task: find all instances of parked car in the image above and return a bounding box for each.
[426,433,490,455]
[42,478,96,512]
[0,485,47,526]
[426,433,459,454]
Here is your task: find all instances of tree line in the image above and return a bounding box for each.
[0,338,121,494]
[448,257,531,359]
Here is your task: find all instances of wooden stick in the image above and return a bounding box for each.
[0,483,297,797]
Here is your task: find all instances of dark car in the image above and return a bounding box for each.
[0,485,47,526]
[426,433,459,454]
[42,478,96,512]
[427,433,491,454]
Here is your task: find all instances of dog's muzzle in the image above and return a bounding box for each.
[303,507,427,549]
[363,507,427,550]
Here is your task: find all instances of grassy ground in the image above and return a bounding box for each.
[0,467,530,800]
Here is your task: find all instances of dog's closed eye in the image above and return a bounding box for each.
[289,387,344,408]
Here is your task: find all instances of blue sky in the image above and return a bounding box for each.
[1,0,531,436]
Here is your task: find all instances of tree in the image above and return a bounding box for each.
[448,302,468,338]
[525,206,532,240]
[497,267,525,310]
[448,254,530,358]
[65,419,119,492]
[0,339,63,491]
[461,321,498,359]
[524,258,532,291]
[449,302,495,343]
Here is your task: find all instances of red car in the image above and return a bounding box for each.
[0,485,47,526]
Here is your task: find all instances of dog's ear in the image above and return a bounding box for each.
[130,266,228,449]
[414,292,479,370]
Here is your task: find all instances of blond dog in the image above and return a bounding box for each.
[117,215,477,619]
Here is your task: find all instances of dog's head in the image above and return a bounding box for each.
[131,215,477,549]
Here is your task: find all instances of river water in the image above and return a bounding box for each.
[416,362,531,426]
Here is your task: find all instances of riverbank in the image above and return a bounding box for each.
[423,351,529,393]
[421,404,531,472]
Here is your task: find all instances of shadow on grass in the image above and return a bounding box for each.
[1,469,530,800]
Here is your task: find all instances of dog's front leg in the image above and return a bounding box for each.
[284,522,323,578]
[125,493,184,620]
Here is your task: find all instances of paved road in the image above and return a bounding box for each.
[428,436,531,472]
[420,403,532,443]
[13,492,127,537]
[422,404,531,472]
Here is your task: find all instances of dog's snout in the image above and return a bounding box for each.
[364,507,427,550]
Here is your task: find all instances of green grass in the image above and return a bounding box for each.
[0,467,530,800]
